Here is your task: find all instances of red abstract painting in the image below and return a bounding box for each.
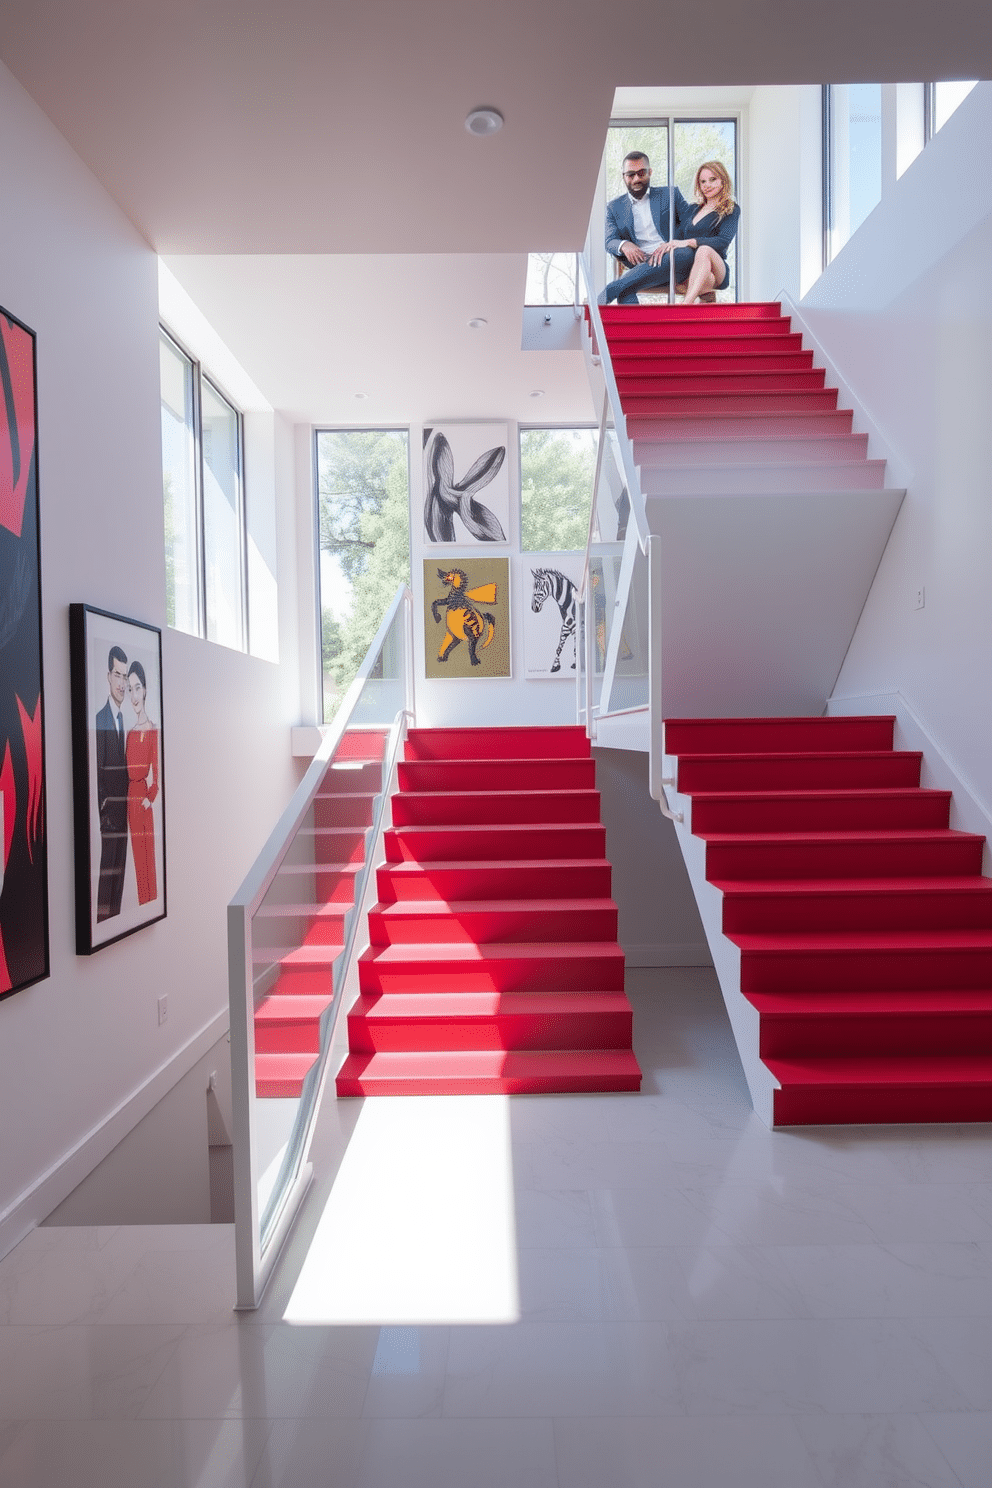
[0,307,48,998]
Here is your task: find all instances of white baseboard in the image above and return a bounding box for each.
[623,942,713,968]
[828,689,992,874]
[0,1008,229,1263]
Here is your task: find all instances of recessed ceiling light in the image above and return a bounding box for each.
[354,392,369,399]
[465,108,503,137]
[530,389,545,398]
[467,317,488,330]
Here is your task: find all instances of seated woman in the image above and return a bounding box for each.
[678,161,740,306]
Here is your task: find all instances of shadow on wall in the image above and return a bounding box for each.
[43,1036,234,1227]
[593,747,710,971]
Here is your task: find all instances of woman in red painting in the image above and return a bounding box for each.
[126,661,158,905]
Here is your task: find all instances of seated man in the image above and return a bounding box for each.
[598,150,696,306]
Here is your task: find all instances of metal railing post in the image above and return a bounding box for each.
[667,118,676,305]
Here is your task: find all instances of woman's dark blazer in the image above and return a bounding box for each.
[678,201,741,263]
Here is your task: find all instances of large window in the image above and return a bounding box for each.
[520,427,598,552]
[159,329,247,649]
[824,84,883,263]
[316,429,410,720]
[605,119,739,298]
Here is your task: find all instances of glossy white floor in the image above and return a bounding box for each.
[2,968,992,1487]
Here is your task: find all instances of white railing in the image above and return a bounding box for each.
[576,254,682,823]
[228,583,415,1308]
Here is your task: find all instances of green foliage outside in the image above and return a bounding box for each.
[604,120,736,203]
[317,430,410,719]
[520,428,598,553]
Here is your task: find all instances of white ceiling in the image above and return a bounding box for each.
[3,1,990,421]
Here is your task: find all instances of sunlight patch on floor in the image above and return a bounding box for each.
[283,1095,519,1324]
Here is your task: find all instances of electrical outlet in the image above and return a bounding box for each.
[915,586,925,610]
[158,994,168,1025]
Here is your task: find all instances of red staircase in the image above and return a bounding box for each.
[598,301,886,495]
[666,715,992,1125]
[253,730,387,1098]
[335,726,642,1096]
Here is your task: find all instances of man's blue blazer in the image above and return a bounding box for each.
[605,186,691,259]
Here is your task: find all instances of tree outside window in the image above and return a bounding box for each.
[316,429,410,720]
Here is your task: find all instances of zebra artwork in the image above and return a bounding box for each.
[531,567,577,673]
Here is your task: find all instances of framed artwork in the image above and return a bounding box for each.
[423,558,511,679]
[0,306,49,1000]
[423,423,510,544]
[69,605,166,953]
[524,554,583,679]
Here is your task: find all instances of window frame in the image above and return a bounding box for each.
[604,114,742,302]
[159,325,249,652]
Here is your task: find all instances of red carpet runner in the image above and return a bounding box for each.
[597,300,886,493]
[666,715,992,1125]
[336,726,641,1096]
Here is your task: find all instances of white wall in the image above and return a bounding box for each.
[0,61,302,1254]
[747,85,823,302]
[801,82,992,813]
[595,749,709,967]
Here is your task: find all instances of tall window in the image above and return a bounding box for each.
[159,329,247,649]
[316,429,410,720]
[824,84,883,264]
[606,119,739,297]
[520,428,598,552]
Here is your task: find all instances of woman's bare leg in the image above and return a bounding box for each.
[682,245,725,306]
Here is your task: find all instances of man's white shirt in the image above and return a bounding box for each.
[629,192,663,254]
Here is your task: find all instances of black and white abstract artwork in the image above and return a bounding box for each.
[423,423,509,545]
[524,553,583,679]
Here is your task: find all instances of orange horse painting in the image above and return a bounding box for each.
[431,568,497,667]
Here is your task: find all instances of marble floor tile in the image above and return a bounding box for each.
[771,1241,992,1319]
[665,1317,976,1416]
[793,1412,963,1488]
[138,1322,378,1421]
[443,1320,683,1419]
[0,1417,271,1488]
[919,1411,992,1488]
[252,1416,560,1488]
[0,1322,186,1421]
[552,1413,824,1488]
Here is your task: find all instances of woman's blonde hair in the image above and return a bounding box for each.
[693,160,735,219]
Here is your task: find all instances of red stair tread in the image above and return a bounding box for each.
[255,943,340,968]
[372,895,618,917]
[335,1048,642,1096]
[750,989,992,1014]
[255,1051,317,1097]
[351,990,631,1017]
[729,928,992,952]
[698,828,982,845]
[713,875,992,895]
[766,1054,992,1085]
[362,939,624,963]
[256,992,334,1020]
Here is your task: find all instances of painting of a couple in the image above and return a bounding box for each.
[70,606,166,953]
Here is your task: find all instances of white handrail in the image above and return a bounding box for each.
[576,257,677,823]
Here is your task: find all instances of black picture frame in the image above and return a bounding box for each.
[69,605,167,953]
[0,306,49,1000]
